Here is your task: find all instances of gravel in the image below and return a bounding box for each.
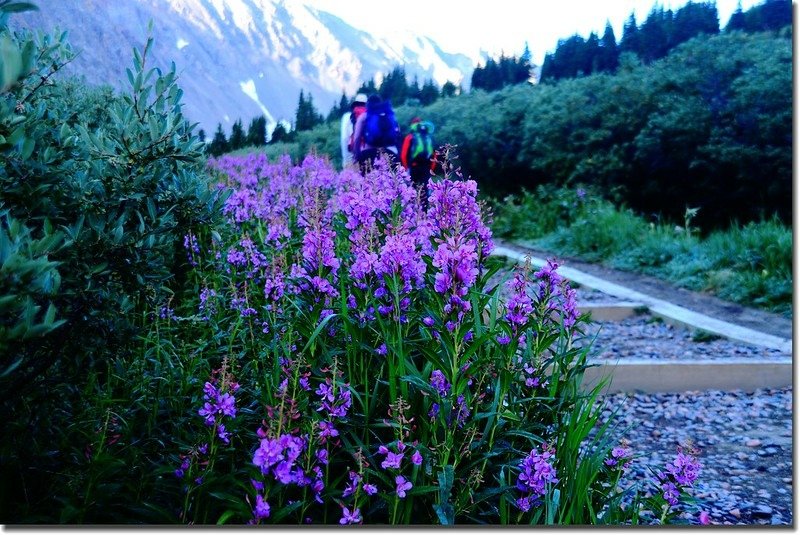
[598,387,792,526]
[582,314,789,362]
[489,254,793,525]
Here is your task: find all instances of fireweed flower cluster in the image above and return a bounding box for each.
[534,259,580,331]
[427,179,493,329]
[515,446,559,513]
[655,445,701,508]
[165,153,700,525]
[198,379,238,445]
[605,443,633,472]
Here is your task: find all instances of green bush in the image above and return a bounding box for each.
[0,21,223,387]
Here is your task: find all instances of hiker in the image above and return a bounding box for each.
[340,93,367,168]
[400,117,436,189]
[352,94,400,174]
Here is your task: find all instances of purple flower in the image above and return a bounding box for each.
[395,475,413,498]
[422,316,435,327]
[343,471,362,497]
[340,506,362,525]
[661,481,680,506]
[516,496,533,512]
[375,343,388,356]
[411,450,423,466]
[516,447,559,507]
[254,494,270,520]
[430,370,450,397]
[363,483,378,496]
[604,445,632,470]
[666,448,701,487]
[496,334,511,346]
[381,451,404,470]
[699,511,710,525]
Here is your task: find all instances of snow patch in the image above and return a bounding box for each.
[177,38,189,50]
[240,79,277,131]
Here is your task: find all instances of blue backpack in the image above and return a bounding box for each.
[363,99,400,148]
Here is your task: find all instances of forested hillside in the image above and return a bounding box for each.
[269,27,791,231]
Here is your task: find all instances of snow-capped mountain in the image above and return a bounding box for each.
[10,0,478,135]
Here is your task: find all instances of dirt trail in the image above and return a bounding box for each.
[497,241,793,341]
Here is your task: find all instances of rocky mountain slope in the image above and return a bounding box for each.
[11,0,477,134]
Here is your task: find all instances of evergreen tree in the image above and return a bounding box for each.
[208,123,229,157]
[379,66,409,104]
[357,79,378,96]
[440,81,459,98]
[269,122,292,144]
[597,22,620,73]
[419,79,439,105]
[246,116,267,147]
[197,128,206,143]
[229,118,246,150]
[620,12,641,56]
[638,6,673,63]
[725,2,747,31]
[326,93,349,123]
[672,1,719,46]
[295,90,323,131]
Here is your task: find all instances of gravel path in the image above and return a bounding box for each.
[582,314,789,362]
[489,243,794,526]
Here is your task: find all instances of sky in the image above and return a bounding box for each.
[309,0,762,65]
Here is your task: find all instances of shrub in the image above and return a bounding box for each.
[0,21,224,390]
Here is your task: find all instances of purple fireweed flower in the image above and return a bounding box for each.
[217,423,230,444]
[198,287,217,320]
[430,370,451,397]
[411,450,423,466]
[516,447,559,507]
[343,471,362,497]
[315,448,328,466]
[429,402,440,419]
[318,420,339,441]
[661,481,680,507]
[504,268,534,329]
[496,334,511,346]
[665,447,701,487]
[699,511,710,525]
[423,316,435,327]
[455,395,470,427]
[198,381,237,428]
[363,483,378,496]
[395,475,413,499]
[605,445,632,470]
[254,495,270,520]
[340,506,362,525]
[381,451,404,470]
[516,496,533,512]
[375,343,388,356]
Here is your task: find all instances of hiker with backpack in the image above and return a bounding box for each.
[352,94,401,174]
[400,117,436,189]
[340,93,367,168]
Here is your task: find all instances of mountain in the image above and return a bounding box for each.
[10,0,478,135]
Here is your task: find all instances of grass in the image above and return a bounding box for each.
[491,187,792,318]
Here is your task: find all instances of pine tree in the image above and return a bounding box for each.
[725,2,747,31]
[269,122,291,144]
[440,81,459,98]
[598,22,619,73]
[208,123,229,156]
[246,116,267,147]
[229,118,246,150]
